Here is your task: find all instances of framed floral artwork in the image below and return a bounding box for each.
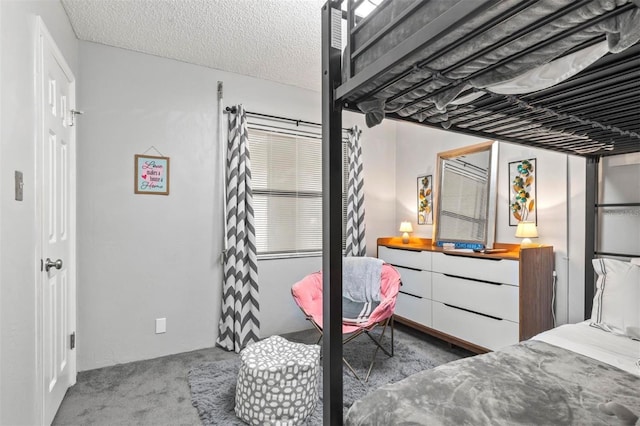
[509,158,536,226]
[417,174,433,225]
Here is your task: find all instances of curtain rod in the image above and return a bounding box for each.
[225,106,353,133]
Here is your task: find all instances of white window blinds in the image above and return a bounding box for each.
[439,161,489,242]
[250,127,348,257]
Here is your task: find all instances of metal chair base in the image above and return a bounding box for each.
[312,316,395,382]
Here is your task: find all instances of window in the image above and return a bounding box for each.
[250,127,348,257]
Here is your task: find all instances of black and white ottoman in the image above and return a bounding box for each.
[235,335,320,425]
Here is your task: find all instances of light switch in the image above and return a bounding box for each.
[15,171,24,201]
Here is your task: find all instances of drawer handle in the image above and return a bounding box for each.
[442,273,503,286]
[399,290,422,299]
[391,264,423,272]
[443,303,503,321]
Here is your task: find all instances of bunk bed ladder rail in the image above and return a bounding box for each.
[585,157,640,319]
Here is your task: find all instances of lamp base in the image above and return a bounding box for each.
[402,232,410,244]
[520,237,534,248]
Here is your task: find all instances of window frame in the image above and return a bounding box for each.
[248,123,349,260]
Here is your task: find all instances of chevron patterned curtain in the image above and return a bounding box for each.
[345,126,366,257]
[216,105,260,352]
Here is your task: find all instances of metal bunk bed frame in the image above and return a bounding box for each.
[322,0,639,423]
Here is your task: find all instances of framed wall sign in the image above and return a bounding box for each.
[135,154,170,195]
[417,174,433,225]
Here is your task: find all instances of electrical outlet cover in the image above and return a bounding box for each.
[155,318,166,334]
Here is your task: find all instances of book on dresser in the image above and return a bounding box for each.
[377,237,554,354]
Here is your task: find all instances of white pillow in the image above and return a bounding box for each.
[590,258,640,340]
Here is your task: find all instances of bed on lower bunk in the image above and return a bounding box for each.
[320,0,640,423]
[345,322,640,425]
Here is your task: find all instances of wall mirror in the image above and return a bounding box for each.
[433,140,499,249]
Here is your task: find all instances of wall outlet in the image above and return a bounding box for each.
[155,318,166,334]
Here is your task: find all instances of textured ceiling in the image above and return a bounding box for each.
[61,0,326,91]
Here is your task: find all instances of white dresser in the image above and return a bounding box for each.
[378,238,554,353]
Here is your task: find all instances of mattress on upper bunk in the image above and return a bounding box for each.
[343,0,640,127]
[344,323,640,426]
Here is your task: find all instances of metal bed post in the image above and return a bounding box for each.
[322,1,344,424]
[584,157,599,319]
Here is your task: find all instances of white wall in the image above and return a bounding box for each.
[0,3,3,421]
[567,155,586,322]
[497,143,573,324]
[394,121,588,325]
[345,114,398,258]
[78,41,222,371]
[0,1,78,424]
[77,41,396,371]
[258,256,323,337]
[395,123,486,237]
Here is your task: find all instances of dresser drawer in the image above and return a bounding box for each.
[432,252,518,286]
[395,292,432,327]
[432,302,519,351]
[379,246,431,271]
[396,267,431,299]
[432,273,519,322]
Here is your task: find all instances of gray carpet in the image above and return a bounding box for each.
[52,345,236,426]
[53,325,471,425]
[189,335,440,425]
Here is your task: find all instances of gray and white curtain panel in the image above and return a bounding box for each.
[345,126,366,257]
[216,104,260,353]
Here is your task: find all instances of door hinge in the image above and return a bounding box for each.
[40,259,43,271]
[70,332,76,350]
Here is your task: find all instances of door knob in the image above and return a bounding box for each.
[45,258,63,272]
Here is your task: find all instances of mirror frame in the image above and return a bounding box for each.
[432,140,499,249]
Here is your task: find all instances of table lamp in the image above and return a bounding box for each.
[399,221,413,244]
[515,221,538,247]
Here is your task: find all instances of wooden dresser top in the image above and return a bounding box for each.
[377,237,546,261]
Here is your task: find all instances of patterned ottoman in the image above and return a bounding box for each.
[235,335,320,425]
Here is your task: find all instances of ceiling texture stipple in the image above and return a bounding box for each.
[61,0,326,91]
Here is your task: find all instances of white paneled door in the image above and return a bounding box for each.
[37,18,76,425]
